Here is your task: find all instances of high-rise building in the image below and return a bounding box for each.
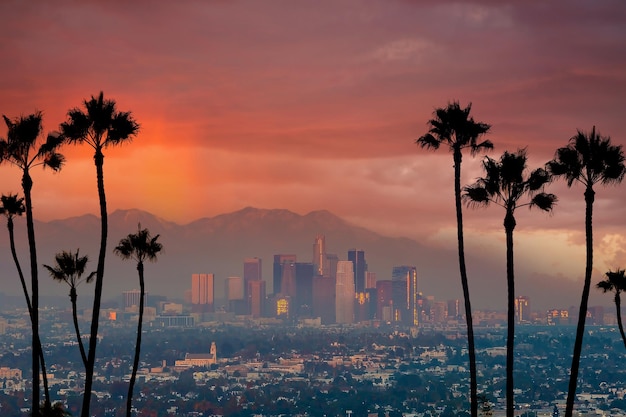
[515,296,531,323]
[227,276,244,301]
[336,261,355,324]
[281,261,297,298]
[273,254,297,295]
[354,291,371,323]
[312,235,326,276]
[447,299,461,320]
[365,271,377,289]
[432,301,448,323]
[191,273,214,312]
[325,254,338,279]
[295,262,314,316]
[588,306,605,325]
[392,266,419,326]
[123,289,147,310]
[376,280,393,322]
[313,275,336,324]
[227,276,246,315]
[348,249,367,292]
[243,257,262,296]
[248,279,266,318]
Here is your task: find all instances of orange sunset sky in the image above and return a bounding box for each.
[1,0,626,305]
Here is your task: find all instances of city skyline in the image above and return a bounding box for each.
[1,1,625,314]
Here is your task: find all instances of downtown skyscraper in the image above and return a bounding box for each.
[312,235,326,276]
[348,249,367,292]
[392,265,419,326]
[336,261,355,324]
[191,273,215,313]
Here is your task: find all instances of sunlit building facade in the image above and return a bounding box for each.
[515,295,531,323]
[336,261,355,324]
[248,279,266,318]
[312,235,326,276]
[191,273,214,312]
[243,257,262,298]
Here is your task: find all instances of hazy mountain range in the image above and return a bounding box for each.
[0,207,603,311]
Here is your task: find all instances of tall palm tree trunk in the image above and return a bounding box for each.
[127,262,145,417]
[565,186,595,417]
[454,149,478,417]
[7,216,50,406]
[614,293,626,349]
[22,170,40,416]
[8,217,31,320]
[504,211,516,417]
[70,288,88,366]
[82,148,107,417]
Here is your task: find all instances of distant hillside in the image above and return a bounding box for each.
[0,207,600,310]
[0,208,458,302]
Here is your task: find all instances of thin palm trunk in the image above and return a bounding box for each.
[565,186,594,417]
[614,293,626,349]
[70,288,88,366]
[8,216,30,318]
[454,149,478,417]
[127,262,145,417]
[7,216,50,406]
[22,170,40,415]
[504,211,516,417]
[82,148,107,417]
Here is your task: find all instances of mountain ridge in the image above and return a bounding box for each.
[4,207,439,302]
[0,207,602,310]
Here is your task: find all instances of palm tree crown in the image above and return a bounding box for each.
[0,113,65,172]
[60,92,139,149]
[0,194,25,220]
[114,225,162,264]
[43,250,96,290]
[597,269,626,294]
[416,101,492,155]
[464,149,557,214]
[547,126,625,188]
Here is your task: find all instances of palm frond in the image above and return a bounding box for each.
[60,109,91,144]
[43,153,65,171]
[106,112,139,145]
[527,168,551,191]
[415,133,441,150]
[530,193,557,212]
[463,184,490,208]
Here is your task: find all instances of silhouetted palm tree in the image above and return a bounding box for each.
[114,224,162,417]
[416,101,492,417]
[464,149,556,417]
[597,269,626,349]
[43,250,96,366]
[60,92,139,417]
[0,113,64,415]
[547,126,625,417]
[0,193,51,405]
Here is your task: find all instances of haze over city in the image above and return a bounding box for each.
[1,0,625,310]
